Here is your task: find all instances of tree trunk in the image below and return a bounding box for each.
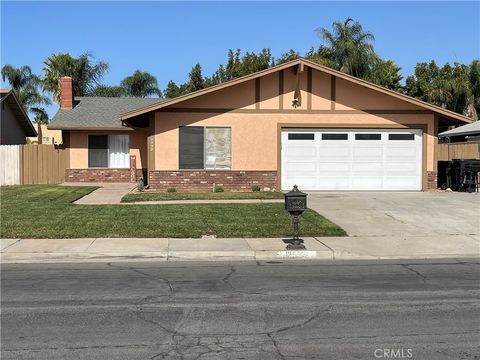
[37,123,43,144]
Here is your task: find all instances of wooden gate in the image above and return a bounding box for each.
[21,145,68,184]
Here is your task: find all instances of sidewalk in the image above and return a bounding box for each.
[1,235,478,263]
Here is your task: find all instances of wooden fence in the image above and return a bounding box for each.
[0,144,68,185]
[0,145,22,185]
[438,142,480,161]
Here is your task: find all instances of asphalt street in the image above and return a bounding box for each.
[1,259,479,359]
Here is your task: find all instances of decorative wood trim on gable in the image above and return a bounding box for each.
[255,78,260,110]
[307,67,312,110]
[330,75,336,110]
[279,70,284,110]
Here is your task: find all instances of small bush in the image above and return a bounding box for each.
[166,188,177,193]
[251,185,260,192]
[137,178,145,192]
[214,185,224,193]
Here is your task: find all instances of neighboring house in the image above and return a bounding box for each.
[27,123,63,145]
[0,89,37,145]
[48,59,472,191]
[438,121,480,143]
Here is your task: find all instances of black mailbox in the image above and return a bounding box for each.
[284,185,308,250]
[284,185,307,214]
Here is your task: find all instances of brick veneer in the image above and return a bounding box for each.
[66,168,146,183]
[427,171,438,190]
[148,170,278,191]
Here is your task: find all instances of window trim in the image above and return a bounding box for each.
[178,126,232,171]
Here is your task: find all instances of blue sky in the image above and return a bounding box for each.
[1,1,479,118]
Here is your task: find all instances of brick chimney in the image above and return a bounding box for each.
[59,76,74,110]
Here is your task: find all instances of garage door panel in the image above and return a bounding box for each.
[285,146,317,157]
[318,162,350,172]
[351,177,384,189]
[284,161,317,172]
[318,146,350,157]
[317,178,350,189]
[351,162,383,173]
[282,129,422,191]
[353,147,383,158]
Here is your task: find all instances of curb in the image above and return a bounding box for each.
[2,251,478,264]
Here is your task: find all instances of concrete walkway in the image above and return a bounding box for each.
[1,235,478,263]
[62,182,135,205]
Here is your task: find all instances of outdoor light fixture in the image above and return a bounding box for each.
[284,185,307,250]
[292,98,300,108]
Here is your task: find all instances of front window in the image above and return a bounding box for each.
[179,126,231,170]
[88,134,129,168]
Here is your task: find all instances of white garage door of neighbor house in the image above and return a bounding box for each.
[281,129,423,191]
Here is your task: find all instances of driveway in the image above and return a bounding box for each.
[308,192,480,238]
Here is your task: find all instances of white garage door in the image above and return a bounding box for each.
[281,129,422,191]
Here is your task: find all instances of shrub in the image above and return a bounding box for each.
[251,185,260,192]
[166,187,177,193]
[137,178,145,192]
[214,185,224,193]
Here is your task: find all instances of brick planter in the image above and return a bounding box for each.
[148,170,277,191]
[66,168,146,183]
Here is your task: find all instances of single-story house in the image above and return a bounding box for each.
[48,58,472,191]
[0,89,37,145]
[438,121,480,143]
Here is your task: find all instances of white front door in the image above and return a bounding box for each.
[281,129,423,191]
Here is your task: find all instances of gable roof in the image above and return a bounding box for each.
[48,97,165,130]
[0,89,37,137]
[438,121,480,137]
[120,58,473,125]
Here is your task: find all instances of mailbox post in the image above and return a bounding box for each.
[284,185,308,250]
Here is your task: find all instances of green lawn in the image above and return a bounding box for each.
[0,185,346,239]
[121,191,285,203]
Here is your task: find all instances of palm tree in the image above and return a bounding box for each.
[1,65,51,111]
[316,18,375,77]
[43,53,109,102]
[120,70,162,98]
[30,108,49,144]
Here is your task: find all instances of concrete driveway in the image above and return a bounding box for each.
[308,192,479,238]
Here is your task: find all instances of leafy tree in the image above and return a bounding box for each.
[120,70,162,98]
[365,57,403,91]
[316,18,375,77]
[43,53,108,101]
[187,64,205,92]
[275,49,300,64]
[405,60,480,119]
[1,65,51,112]
[88,85,127,97]
[164,80,188,99]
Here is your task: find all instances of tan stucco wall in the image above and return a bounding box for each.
[153,112,435,172]
[27,124,63,144]
[69,129,147,169]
